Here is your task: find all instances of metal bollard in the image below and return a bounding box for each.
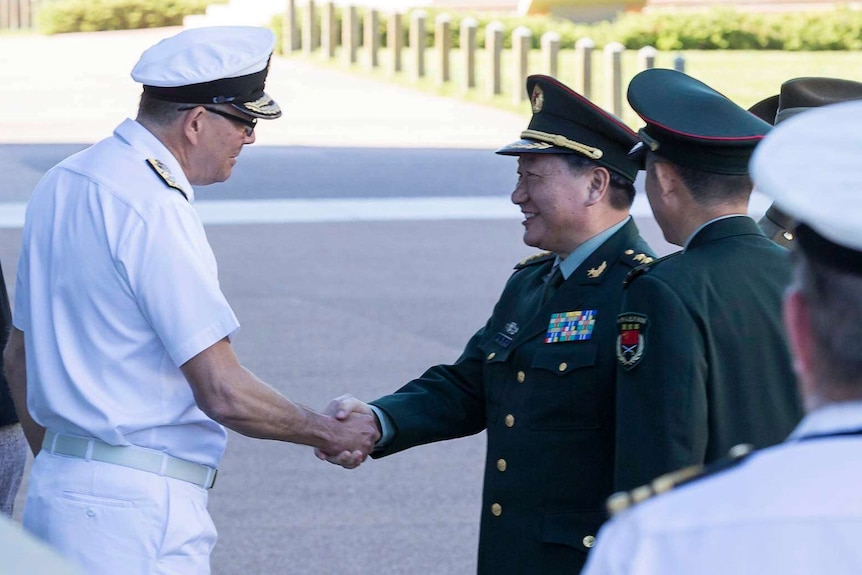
[410,10,427,80]
[435,14,451,84]
[388,12,403,74]
[486,21,504,97]
[575,37,595,99]
[541,32,561,78]
[638,46,657,70]
[512,26,532,104]
[364,9,380,69]
[604,42,624,116]
[461,17,478,90]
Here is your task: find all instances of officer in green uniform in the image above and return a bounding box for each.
[613,69,803,492]
[319,75,654,573]
[750,77,862,247]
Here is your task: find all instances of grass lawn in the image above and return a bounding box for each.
[286,45,862,127]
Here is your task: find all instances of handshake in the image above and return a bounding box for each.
[315,395,380,469]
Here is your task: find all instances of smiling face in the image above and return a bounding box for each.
[511,154,595,258]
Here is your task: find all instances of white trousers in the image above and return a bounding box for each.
[23,451,217,575]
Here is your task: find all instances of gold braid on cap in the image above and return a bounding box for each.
[520,129,603,159]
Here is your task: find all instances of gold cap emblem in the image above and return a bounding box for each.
[531,84,544,114]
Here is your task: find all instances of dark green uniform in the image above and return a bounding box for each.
[371,219,653,574]
[614,216,803,491]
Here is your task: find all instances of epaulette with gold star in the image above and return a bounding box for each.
[146,158,188,201]
[623,251,681,288]
[514,251,555,270]
[620,249,657,270]
[605,444,755,517]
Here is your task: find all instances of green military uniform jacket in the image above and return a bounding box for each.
[371,219,653,574]
[614,216,803,492]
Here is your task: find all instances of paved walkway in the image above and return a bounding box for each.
[0,27,527,147]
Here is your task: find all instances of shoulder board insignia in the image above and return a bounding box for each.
[515,251,555,269]
[146,158,188,201]
[623,251,681,288]
[606,443,755,516]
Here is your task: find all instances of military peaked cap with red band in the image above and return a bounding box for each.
[627,69,770,175]
[496,75,640,183]
[132,26,282,120]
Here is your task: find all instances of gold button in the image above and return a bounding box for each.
[558,362,567,372]
[783,231,794,241]
[583,535,596,548]
[487,352,496,360]
[516,371,525,383]
[496,458,507,472]
[625,249,634,255]
[491,503,502,516]
[505,414,515,427]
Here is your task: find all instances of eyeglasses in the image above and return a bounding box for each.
[179,106,257,137]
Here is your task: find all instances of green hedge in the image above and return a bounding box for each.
[274,6,862,51]
[37,0,225,34]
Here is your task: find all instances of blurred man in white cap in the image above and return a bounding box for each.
[581,100,862,575]
[4,26,378,575]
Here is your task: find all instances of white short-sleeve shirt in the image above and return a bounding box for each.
[14,119,239,467]
[582,402,862,575]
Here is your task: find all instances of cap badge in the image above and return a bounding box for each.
[242,94,279,115]
[587,261,607,278]
[146,158,187,200]
[531,84,544,114]
[545,310,596,343]
[617,313,648,369]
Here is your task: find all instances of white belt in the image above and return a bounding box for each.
[42,430,217,489]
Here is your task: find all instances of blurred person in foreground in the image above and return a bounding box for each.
[4,26,377,575]
[583,99,862,575]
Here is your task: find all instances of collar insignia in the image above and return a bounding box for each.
[587,260,607,278]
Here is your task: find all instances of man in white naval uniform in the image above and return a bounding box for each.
[4,26,378,575]
[581,100,862,575]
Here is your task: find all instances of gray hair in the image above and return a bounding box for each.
[137,92,194,126]
[562,154,635,210]
[794,251,862,389]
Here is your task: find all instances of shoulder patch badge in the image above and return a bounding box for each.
[146,158,188,200]
[616,313,648,369]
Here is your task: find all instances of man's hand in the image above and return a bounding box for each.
[315,395,381,469]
